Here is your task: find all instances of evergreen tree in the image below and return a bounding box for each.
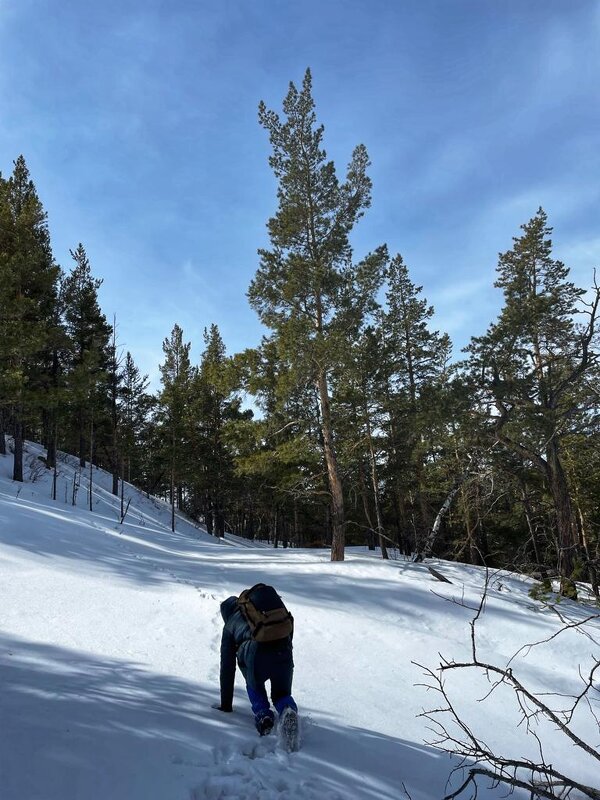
[0,170,11,456]
[249,68,386,560]
[119,351,151,485]
[383,254,451,552]
[466,209,600,596]
[42,281,71,472]
[186,324,254,537]
[0,157,60,480]
[61,243,112,468]
[158,324,194,531]
[107,319,123,495]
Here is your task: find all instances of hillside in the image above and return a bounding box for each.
[1,442,599,800]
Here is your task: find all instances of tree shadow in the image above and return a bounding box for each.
[1,486,576,640]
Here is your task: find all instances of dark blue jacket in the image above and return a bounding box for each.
[219,595,293,710]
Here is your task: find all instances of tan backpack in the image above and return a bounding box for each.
[238,583,294,643]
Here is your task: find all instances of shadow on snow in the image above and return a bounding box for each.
[0,632,490,800]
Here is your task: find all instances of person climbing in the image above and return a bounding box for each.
[212,583,299,749]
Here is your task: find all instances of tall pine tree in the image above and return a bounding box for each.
[0,157,60,479]
[158,324,193,531]
[119,351,151,484]
[383,254,451,553]
[62,243,112,468]
[249,69,386,560]
[467,209,600,596]
[187,324,244,536]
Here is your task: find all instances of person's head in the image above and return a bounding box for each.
[220,596,238,623]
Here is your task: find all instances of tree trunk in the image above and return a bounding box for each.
[575,501,599,600]
[283,521,289,548]
[365,406,388,559]
[246,509,255,540]
[415,458,431,553]
[317,368,345,561]
[386,409,411,554]
[52,426,58,501]
[111,323,119,496]
[41,407,50,454]
[89,415,94,512]
[79,421,86,469]
[170,461,175,532]
[520,484,542,566]
[0,409,6,456]
[546,439,578,597]
[466,510,483,566]
[46,418,56,470]
[46,348,60,470]
[457,486,484,566]
[392,491,411,554]
[72,469,80,506]
[215,503,225,537]
[13,414,24,482]
[293,497,299,546]
[417,478,463,560]
[205,507,214,535]
[358,461,376,549]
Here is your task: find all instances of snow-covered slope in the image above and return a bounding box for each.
[1,443,598,800]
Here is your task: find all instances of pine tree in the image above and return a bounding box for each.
[61,243,112,469]
[0,157,60,479]
[189,324,232,536]
[383,254,451,552]
[119,351,151,485]
[107,318,123,496]
[42,288,69,473]
[0,170,11,456]
[467,209,600,596]
[249,69,386,560]
[158,324,194,531]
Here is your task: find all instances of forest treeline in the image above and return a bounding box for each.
[1,70,598,597]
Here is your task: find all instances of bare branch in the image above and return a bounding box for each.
[417,575,600,799]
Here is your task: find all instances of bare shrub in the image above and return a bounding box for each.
[416,575,600,799]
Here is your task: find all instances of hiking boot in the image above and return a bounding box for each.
[255,710,274,736]
[279,706,299,752]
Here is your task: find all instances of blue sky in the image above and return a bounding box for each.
[1,1,599,387]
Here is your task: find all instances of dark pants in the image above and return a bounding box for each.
[242,641,297,719]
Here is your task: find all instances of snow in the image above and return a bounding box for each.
[1,442,599,800]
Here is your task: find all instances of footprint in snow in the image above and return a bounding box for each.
[192,737,340,800]
[196,588,217,600]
